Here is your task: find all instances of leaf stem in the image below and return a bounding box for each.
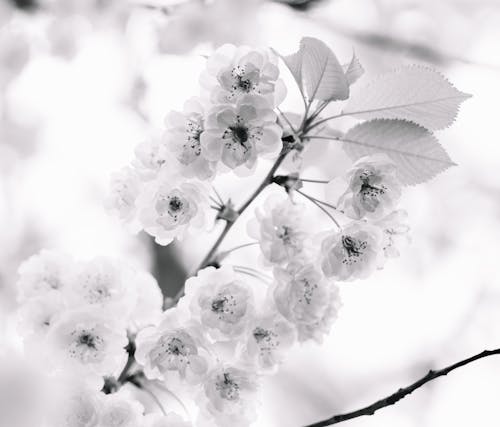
[300,178,330,184]
[295,189,341,229]
[304,348,500,426]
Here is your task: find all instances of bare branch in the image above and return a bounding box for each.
[305,348,500,427]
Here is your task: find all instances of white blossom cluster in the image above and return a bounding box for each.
[9,249,190,427]
[107,44,284,245]
[5,35,466,427]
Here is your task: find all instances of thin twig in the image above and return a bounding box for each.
[172,150,288,303]
[300,178,330,184]
[295,189,341,229]
[305,348,500,427]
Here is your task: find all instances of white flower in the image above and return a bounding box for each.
[50,382,102,427]
[248,191,308,265]
[201,44,284,106]
[201,364,258,427]
[164,97,216,180]
[16,250,73,303]
[47,309,128,386]
[180,266,255,341]
[239,311,296,372]
[128,271,163,331]
[133,137,169,179]
[375,209,411,258]
[16,291,65,341]
[326,155,402,220]
[144,412,192,427]
[273,261,341,343]
[99,390,144,427]
[135,308,210,384]
[64,257,137,321]
[106,166,141,222]
[320,222,384,281]
[138,172,210,246]
[200,95,282,171]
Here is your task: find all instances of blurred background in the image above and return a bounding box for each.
[1,0,500,426]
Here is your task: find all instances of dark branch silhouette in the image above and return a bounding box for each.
[305,348,500,427]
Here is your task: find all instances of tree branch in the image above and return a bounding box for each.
[305,348,500,427]
[171,149,288,303]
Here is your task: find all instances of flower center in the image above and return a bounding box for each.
[166,337,187,356]
[168,196,183,213]
[69,328,105,363]
[253,327,270,343]
[229,125,249,144]
[215,372,240,401]
[342,236,367,258]
[211,296,228,313]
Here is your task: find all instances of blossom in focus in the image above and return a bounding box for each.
[180,266,255,341]
[239,311,296,372]
[248,191,308,265]
[47,309,128,387]
[273,260,341,342]
[164,97,216,180]
[201,95,282,171]
[326,155,402,220]
[16,250,73,303]
[201,364,259,427]
[320,222,384,281]
[135,307,210,384]
[138,172,210,246]
[201,44,284,107]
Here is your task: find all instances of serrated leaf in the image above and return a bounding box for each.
[343,52,364,85]
[342,119,456,185]
[300,37,349,101]
[343,66,471,130]
[276,47,304,95]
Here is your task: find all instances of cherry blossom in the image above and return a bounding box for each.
[327,155,402,220]
[16,250,73,303]
[375,209,411,259]
[239,311,296,372]
[320,222,384,281]
[201,364,259,427]
[138,172,210,246]
[200,44,284,107]
[99,390,144,427]
[135,308,210,384]
[273,260,341,342]
[180,266,255,341]
[248,191,308,265]
[164,97,216,180]
[200,95,282,171]
[106,166,141,222]
[47,309,128,387]
[64,257,137,321]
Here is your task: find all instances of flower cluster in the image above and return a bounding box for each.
[6,35,465,427]
[10,250,191,426]
[107,44,285,245]
[321,155,410,281]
